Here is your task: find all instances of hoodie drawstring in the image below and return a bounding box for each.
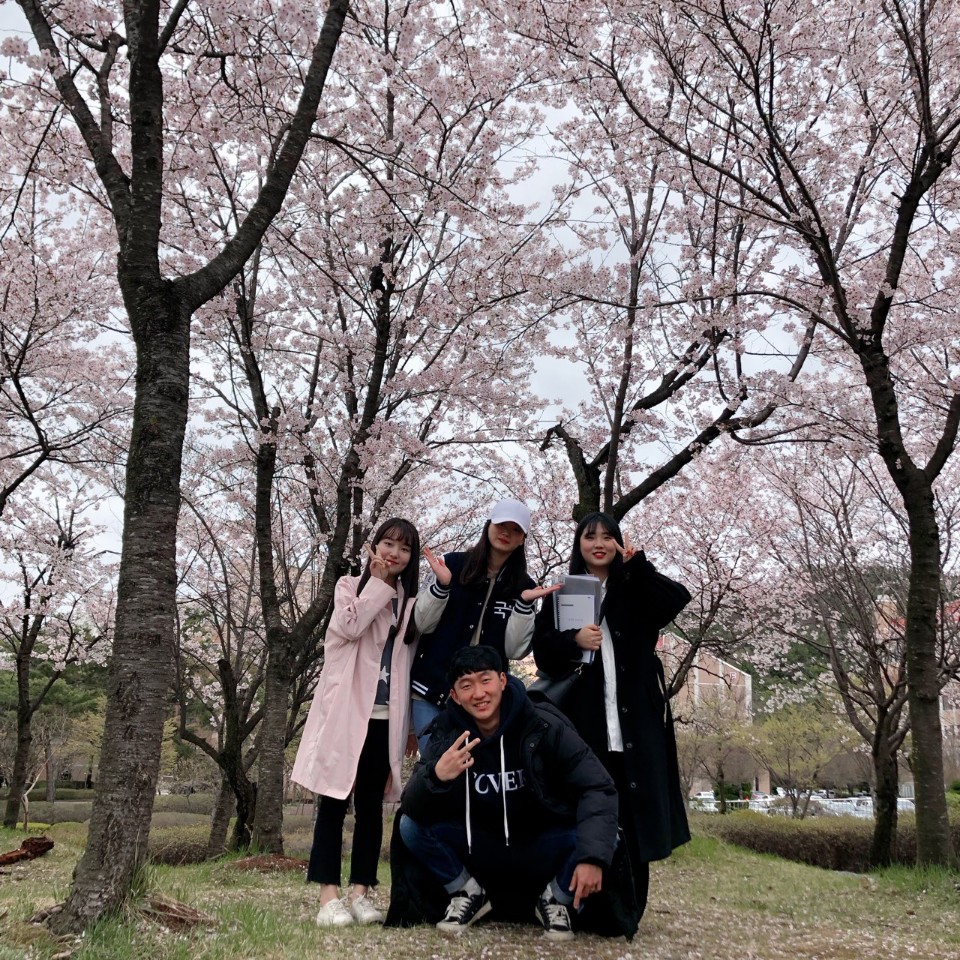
[463,733,511,852]
[465,770,472,854]
[500,735,510,847]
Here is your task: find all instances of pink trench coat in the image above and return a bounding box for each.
[291,575,417,804]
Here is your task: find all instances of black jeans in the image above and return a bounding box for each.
[307,718,390,888]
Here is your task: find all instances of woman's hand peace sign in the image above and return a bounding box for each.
[615,535,638,562]
[423,546,452,586]
[366,543,389,581]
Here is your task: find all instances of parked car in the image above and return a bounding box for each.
[689,790,718,812]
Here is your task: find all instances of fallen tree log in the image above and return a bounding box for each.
[0,836,54,866]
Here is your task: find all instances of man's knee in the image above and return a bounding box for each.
[398,813,420,849]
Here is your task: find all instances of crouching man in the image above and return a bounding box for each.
[394,646,621,941]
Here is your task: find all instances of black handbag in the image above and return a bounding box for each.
[527,663,584,710]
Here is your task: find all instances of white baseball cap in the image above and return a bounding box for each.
[489,498,531,534]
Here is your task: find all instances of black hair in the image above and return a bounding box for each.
[446,645,505,687]
[357,517,421,643]
[569,511,625,578]
[460,519,528,593]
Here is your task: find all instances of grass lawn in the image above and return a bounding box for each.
[0,820,958,960]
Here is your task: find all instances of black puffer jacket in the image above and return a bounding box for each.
[402,676,619,870]
[387,677,638,937]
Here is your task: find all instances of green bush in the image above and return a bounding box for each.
[25,787,94,803]
[48,821,88,842]
[693,810,960,872]
[148,824,211,866]
[25,801,93,824]
[150,812,210,829]
[152,792,215,815]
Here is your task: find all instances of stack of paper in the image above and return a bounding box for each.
[553,574,603,663]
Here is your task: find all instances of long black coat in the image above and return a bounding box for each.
[532,551,692,863]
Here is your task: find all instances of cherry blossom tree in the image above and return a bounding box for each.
[0,481,113,828]
[0,174,126,520]
[4,0,351,927]
[173,489,267,852]
[527,45,817,523]
[181,0,560,850]
[524,0,960,866]
[755,446,960,864]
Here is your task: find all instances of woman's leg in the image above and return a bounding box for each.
[307,793,349,905]
[348,719,391,890]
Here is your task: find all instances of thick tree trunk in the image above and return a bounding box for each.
[903,493,956,867]
[206,777,236,859]
[49,287,190,933]
[250,643,294,853]
[870,740,899,869]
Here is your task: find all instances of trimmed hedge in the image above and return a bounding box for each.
[24,801,93,824]
[25,787,95,803]
[150,812,210,829]
[148,824,211,866]
[694,810,960,872]
[152,793,216,815]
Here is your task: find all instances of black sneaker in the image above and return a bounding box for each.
[535,890,574,942]
[435,888,492,934]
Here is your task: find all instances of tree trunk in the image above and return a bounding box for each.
[49,287,190,933]
[903,491,956,867]
[206,777,236,859]
[250,642,294,853]
[45,742,55,803]
[3,706,31,829]
[870,741,899,869]
[230,777,257,852]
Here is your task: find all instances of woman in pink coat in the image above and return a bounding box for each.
[291,518,420,928]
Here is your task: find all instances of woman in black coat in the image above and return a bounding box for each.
[532,512,691,921]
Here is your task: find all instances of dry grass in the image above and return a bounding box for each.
[0,820,958,960]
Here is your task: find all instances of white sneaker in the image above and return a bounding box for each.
[349,894,385,925]
[315,897,354,927]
